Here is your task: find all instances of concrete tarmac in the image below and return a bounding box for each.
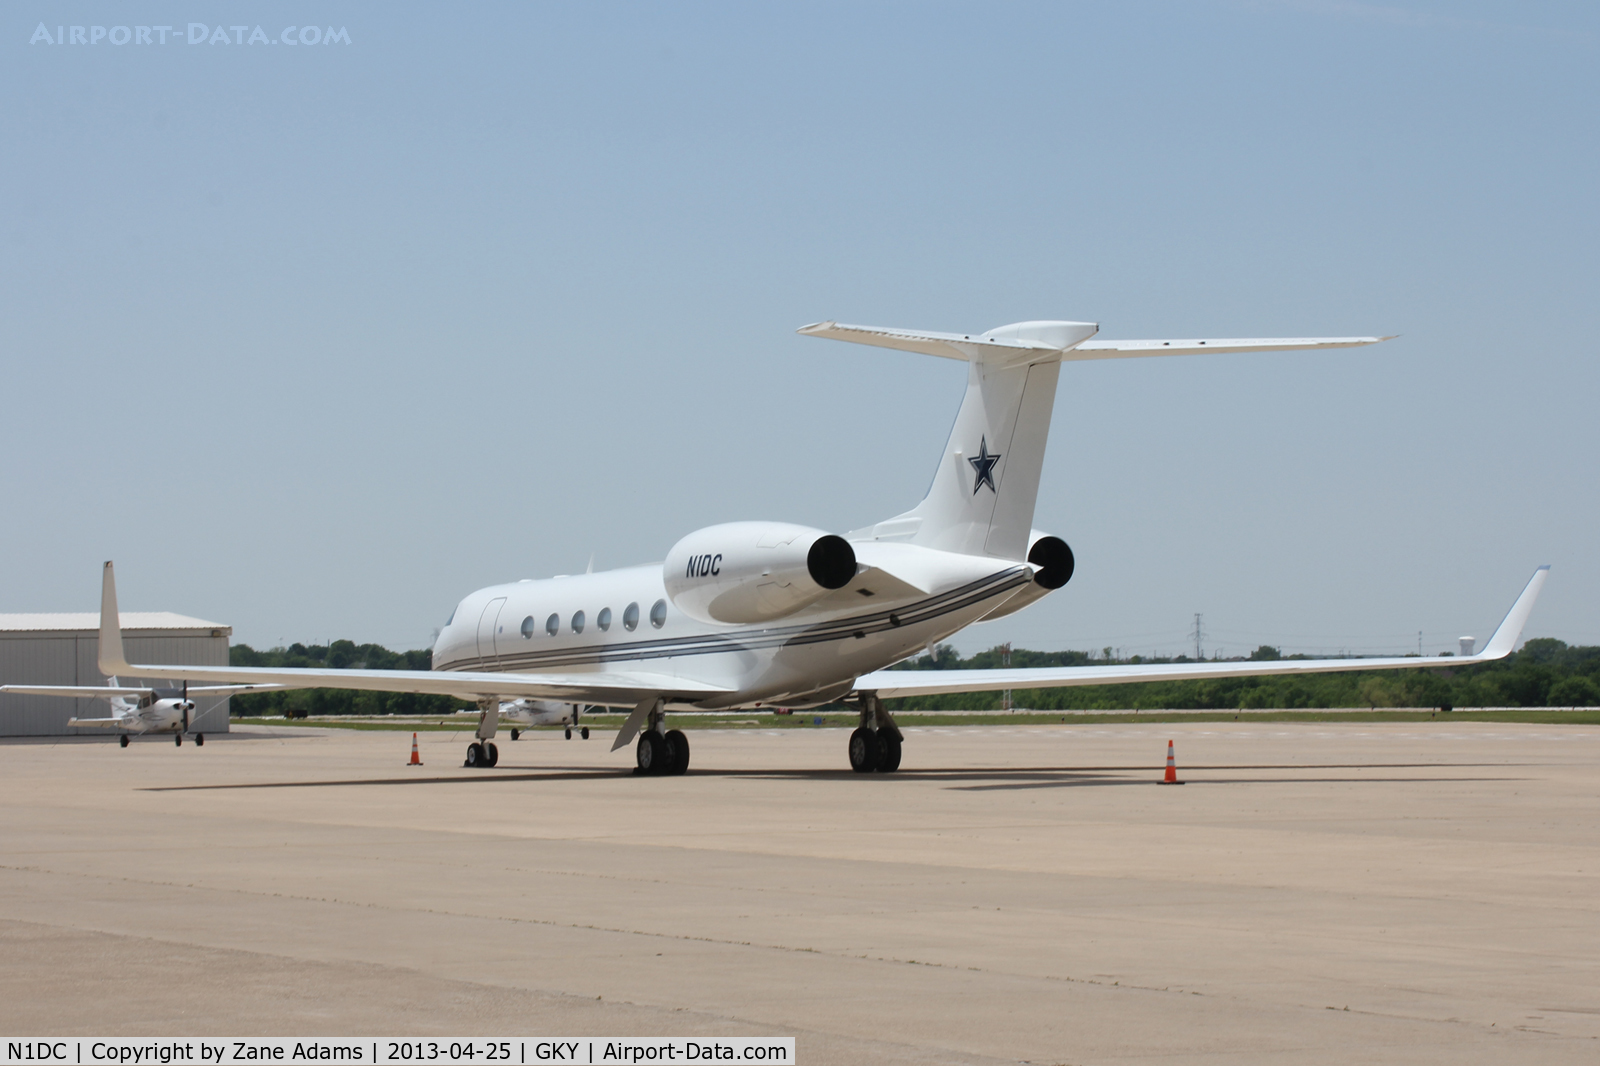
[1,721,1597,1064]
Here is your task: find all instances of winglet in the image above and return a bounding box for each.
[1479,565,1550,659]
[98,561,132,676]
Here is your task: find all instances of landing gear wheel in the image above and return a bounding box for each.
[876,732,901,773]
[509,728,520,741]
[119,735,129,748]
[635,731,666,775]
[848,727,881,773]
[195,734,204,747]
[465,742,485,767]
[174,734,182,747]
[664,729,690,775]
[580,726,590,740]
[484,742,499,767]
[565,727,573,740]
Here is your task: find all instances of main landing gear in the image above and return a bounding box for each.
[509,728,520,741]
[119,734,129,748]
[848,692,903,773]
[465,741,499,767]
[633,699,689,775]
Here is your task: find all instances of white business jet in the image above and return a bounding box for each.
[0,677,286,746]
[84,319,1548,774]
[457,699,592,741]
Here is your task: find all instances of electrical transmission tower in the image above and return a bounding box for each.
[1190,613,1204,660]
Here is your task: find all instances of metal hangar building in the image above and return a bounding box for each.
[0,613,232,737]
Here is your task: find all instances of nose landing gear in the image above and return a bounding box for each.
[464,698,502,767]
[565,705,591,740]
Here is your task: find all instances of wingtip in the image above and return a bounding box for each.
[796,321,835,335]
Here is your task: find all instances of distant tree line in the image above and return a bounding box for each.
[884,638,1600,710]
[228,641,472,716]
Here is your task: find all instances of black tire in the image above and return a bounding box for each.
[510,729,520,741]
[465,742,485,767]
[485,742,499,767]
[580,727,590,740]
[195,734,205,747]
[664,729,690,775]
[174,734,182,747]
[565,727,572,740]
[119,735,129,748]
[848,727,880,773]
[876,732,902,773]
[636,731,666,774]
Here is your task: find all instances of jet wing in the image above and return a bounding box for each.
[856,567,1547,699]
[0,683,290,698]
[90,663,725,706]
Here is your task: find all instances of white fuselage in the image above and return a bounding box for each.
[430,548,1037,710]
[106,696,192,733]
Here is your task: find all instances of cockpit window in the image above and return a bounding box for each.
[597,607,612,631]
[622,602,639,631]
[650,599,668,629]
[520,615,535,639]
[545,613,560,636]
[572,610,586,635]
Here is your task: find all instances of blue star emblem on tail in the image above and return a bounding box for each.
[967,436,1001,495]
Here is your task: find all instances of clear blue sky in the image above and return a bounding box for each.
[4,2,1596,658]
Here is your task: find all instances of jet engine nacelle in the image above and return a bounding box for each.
[664,521,857,624]
[978,531,1075,621]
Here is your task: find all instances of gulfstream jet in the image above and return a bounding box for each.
[84,319,1548,774]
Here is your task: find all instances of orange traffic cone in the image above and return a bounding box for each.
[1159,739,1183,785]
[408,733,423,766]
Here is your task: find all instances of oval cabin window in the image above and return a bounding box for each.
[597,607,612,631]
[545,613,560,636]
[622,602,640,632]
[520,615,535,639]
[650,599,668,629]
[572,610,586,634]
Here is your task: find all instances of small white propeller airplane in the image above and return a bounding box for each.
[72,319,1548,774]
[0,677,286,747]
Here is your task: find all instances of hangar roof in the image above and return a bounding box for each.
[0,612,230,635]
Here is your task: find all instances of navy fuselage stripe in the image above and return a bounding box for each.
[437,567,1031,675]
